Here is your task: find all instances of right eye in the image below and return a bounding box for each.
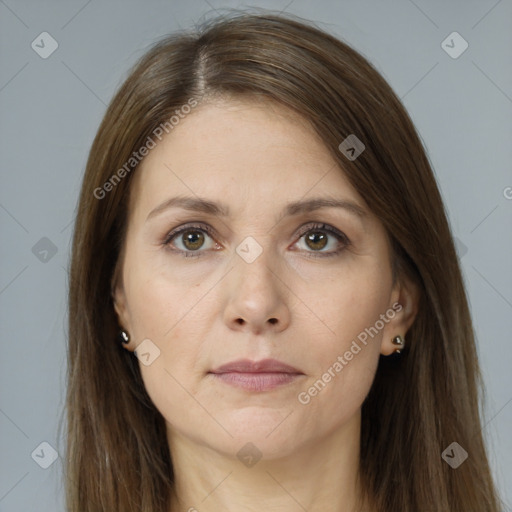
[163,223,220,257]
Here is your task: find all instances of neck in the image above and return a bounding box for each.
[168,412,369,512]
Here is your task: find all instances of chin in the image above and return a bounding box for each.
[207,411,308,460]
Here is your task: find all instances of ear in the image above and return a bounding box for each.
[380,274,420,356]
[111,267,136,352]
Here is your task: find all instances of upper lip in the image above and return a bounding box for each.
[210,358,303,374]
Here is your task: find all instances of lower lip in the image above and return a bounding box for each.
[211,372,302,391]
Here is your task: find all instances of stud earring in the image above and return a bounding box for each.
[391,335,404,354]
[118,330,130,345]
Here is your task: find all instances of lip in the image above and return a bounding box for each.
[209,359,304,392]
[210,358,302,374]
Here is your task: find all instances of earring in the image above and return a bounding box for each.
[391,335,404,354]
[118,330,130,345]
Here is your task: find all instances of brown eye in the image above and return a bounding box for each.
[180,230,205,251]
[295,223,350,258]
[164,223,217,256]
[304,231,328,251]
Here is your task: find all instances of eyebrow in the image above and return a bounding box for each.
[146,195,367,222]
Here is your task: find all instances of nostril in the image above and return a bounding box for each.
[268,318,278,325]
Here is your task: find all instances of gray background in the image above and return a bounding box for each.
[1,0,511,510]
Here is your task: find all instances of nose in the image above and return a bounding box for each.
[223,250,291,335]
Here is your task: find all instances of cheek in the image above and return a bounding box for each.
[128,278,208,379]
[296,260,392,352]
[123,253,199,342]
[295,348,379,440]
[124,265,212,401]
[292,264,390,421]
[295,313,381,435]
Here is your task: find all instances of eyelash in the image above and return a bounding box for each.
[162,222,351,259]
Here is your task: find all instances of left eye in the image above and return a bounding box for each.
[293,223,350,256]
[298,230,335,251]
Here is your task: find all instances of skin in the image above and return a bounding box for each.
[113,97,419,512]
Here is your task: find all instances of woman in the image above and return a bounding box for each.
[65,11,502,512]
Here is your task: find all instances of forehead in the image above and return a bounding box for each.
[128,98,365,221]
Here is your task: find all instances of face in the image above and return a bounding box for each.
[113,98,417,460]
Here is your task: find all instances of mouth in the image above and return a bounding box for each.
[209,358,304,392]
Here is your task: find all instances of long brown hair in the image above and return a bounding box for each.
[64,11,502,511]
